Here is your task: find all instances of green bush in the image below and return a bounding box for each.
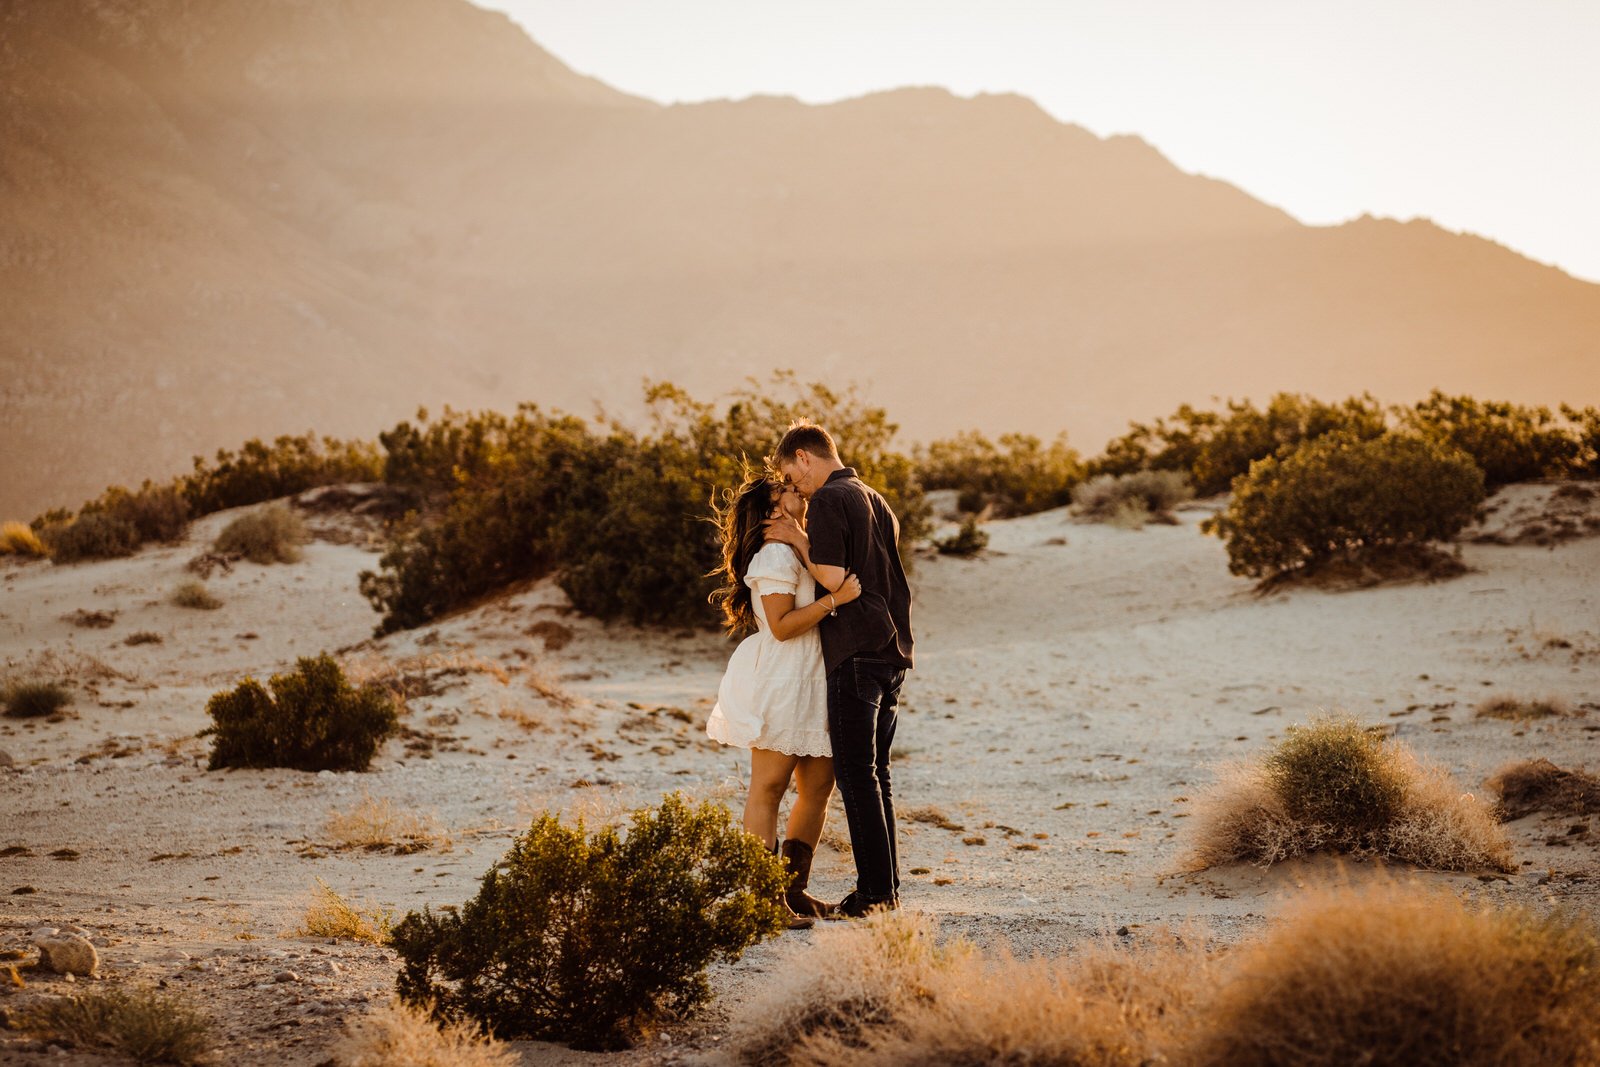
[101,482,191,543]
[38,511,140,562]
[1203,432,1485,580]
[181,432,383,515]
[1398,391,1579,488]
[391,793,787,1050]
[1263,718,1406,839]
[213,503,307,564]
[1088,394,1388,497]
[1560,403,1600,478]
[201,654,398,772]
[361,376,928,633]
[1071,470,1194,525]
[2,679,72,719]
[359,408,602,632]
[933,515,989,556]
[914,431,1083,517]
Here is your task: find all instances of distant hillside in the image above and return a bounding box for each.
[3,0,1598,519]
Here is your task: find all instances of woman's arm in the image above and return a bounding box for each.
[760,574,861,642]
[764,516,847,594]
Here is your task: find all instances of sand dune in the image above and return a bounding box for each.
[1,485,1596,1061]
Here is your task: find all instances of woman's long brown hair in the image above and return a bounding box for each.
[709,469,779,634]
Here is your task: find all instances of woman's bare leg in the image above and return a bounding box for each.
[784,756,835,847]
[745,748,800,848]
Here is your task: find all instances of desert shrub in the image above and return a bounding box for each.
[1475,693,1573,721]
[1088,393,1388,496]
[201,653,398,772]
[362,376,927,633]
[359,407,602,632]
[20,985,212,1065]
[1264,717,1407,836]
[1203,432,1485,581]
[1486,758,1600,820]
[301,878,395,944]
[213,503,307,564]
[1186,883,1600,1067]
[124,631,163,646]
[334,999,516,1067]
[101,482,191,543]
[914,430,1083,516]
[1562,403,1600,478]
[933,514,989,556]
[1398,390,1580,488]
[1192,393,1388,497]
[391,792,786,1051]
[0,521,46,557]
[181,432,383,515]
[1188,716,1512,871]
[1087,402,1220,483]
[2,678,73,719]
[170,580,222,610]
[1071,469,1193,525]
[38,510,140,562]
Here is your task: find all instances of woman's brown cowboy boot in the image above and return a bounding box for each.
[771,842,814,929]
[781,839,832,918]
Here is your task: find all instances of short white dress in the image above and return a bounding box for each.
[705,541,831,757]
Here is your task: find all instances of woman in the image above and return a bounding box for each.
[708,471,861,928]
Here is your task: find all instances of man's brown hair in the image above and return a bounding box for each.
[772,420,839,464]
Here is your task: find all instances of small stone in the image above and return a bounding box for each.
[0,751,13,768]
[274,970,300,983]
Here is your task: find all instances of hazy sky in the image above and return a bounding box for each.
[480,1,1600,284]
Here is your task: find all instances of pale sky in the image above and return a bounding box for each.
[479,1,1600,284]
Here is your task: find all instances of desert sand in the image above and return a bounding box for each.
[1,484,1596,1063]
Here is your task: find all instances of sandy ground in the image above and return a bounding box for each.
[0,484,1596,1064]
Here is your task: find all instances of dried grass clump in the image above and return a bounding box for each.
[1486,758,1600,820]
[0,521,46,557]
[734,910,974,1063]
[1071,470,1192,527]
[20,985,212,1065]
[324,793,448,853]
[1475,693,1573,721]
[213,502,307,564]
[2,678,73,719]
[1187,716,1512,871]
[171,580,222,610]
[1186,883,1600,1067]
[300,878,394,944]
[333,998,515,1067]
[738,911,1208,1067]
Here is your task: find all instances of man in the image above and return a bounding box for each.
[766,420,914,917]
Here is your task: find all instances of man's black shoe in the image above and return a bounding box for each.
[834,890,898,919]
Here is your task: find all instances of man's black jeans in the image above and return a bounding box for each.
[827,654,905,901]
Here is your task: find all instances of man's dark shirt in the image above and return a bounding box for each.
[807,467,914,676]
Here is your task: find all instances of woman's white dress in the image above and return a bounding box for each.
[705,541,831,757]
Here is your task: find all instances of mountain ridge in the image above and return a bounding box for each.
[2,0,1596,520]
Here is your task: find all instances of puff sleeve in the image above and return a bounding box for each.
[744,542,802,600]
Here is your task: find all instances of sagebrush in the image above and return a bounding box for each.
[391,792,787,1050]
[201,653,397,772]
[1203,432,1485,581]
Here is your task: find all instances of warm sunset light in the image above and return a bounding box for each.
[2,4,1597,1062]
